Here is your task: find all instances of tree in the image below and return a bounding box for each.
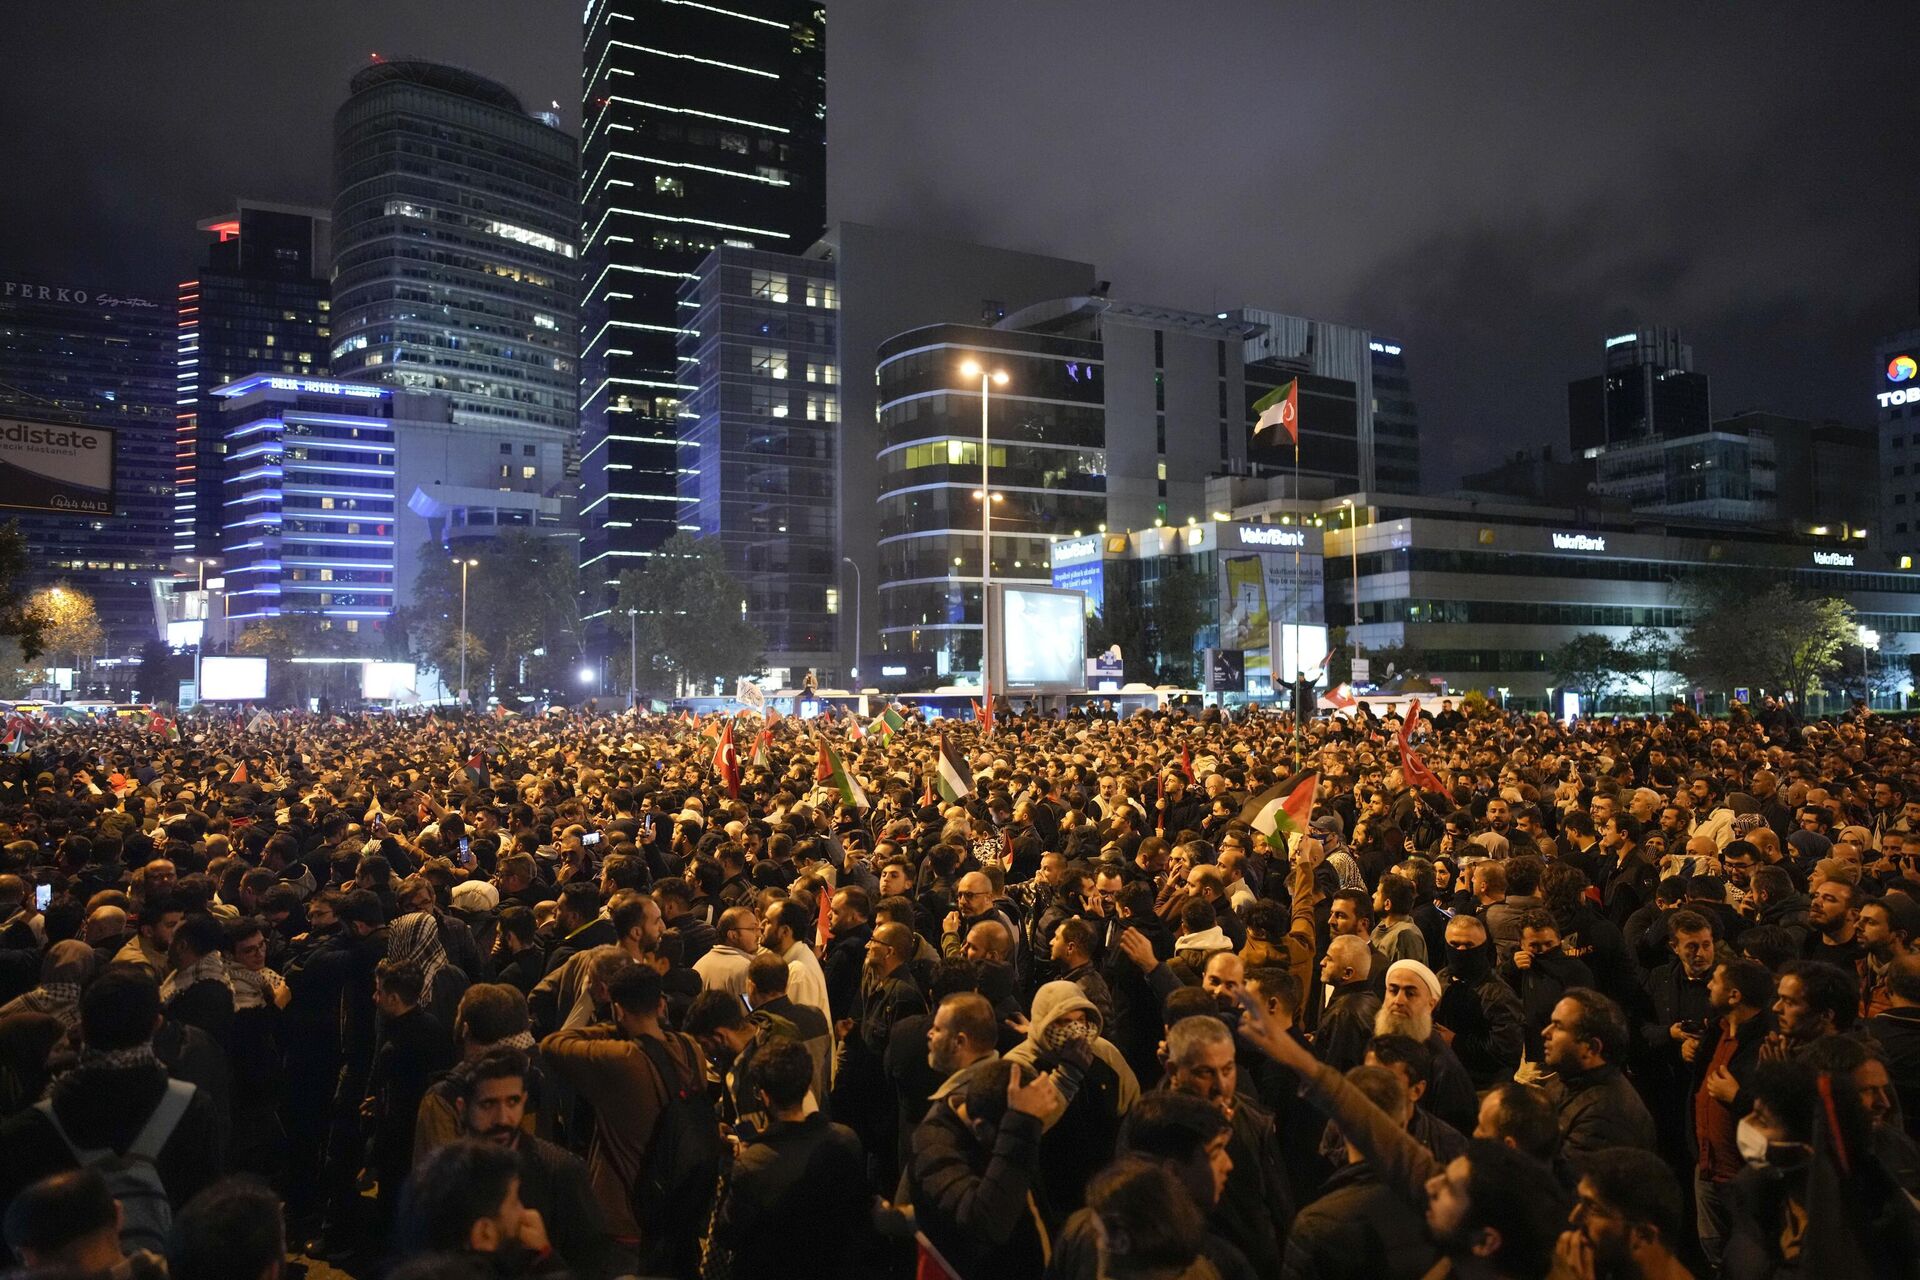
[408,533,589,698]
[135,639,181,706]
[615,533,763,696]
[0,522,46,661]
[1089,584,1153,685]
[25,583,104,677]
[1550,633,1624,711]
[1617,625,1677,711]
[1679,579,1856,707]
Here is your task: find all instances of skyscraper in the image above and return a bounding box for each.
[329,61,580,442]
[677,246,838,682]
[578,1,825,619]
[0,275,174,656]
[1567,326,1710,453]
[175,201,332,557]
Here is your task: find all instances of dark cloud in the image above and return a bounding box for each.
[4,2,1914,486]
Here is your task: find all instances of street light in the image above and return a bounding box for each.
[841,555,861,684]
[456,557,480,706]
[1860,624,1880,709]
[1340,498,1359,632]
[577,664,596,686]
[627,608,639,709]
[959,359,1009,692]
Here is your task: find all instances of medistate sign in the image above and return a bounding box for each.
[0,416,116,516]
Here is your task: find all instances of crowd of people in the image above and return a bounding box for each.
[2,693,1920,1279]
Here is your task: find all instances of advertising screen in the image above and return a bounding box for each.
[991,584,1087,693]
[361,661,418,701]
[200,656,267,702]
[0,416,117,516]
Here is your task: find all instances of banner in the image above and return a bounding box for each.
[0,416,116,516]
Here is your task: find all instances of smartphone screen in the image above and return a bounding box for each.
[34,884,52,912]
[582,832,601,846]
[459,837,471,857]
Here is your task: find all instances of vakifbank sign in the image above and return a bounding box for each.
[1552,532,1607,552]
[0,416,116,516]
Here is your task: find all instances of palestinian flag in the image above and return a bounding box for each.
[148,714,180,743]
[935,731,973,803]
[1239,770,1318,843]
[870,704,906,739]
[1253,377,1299,445]
[750,726,772,770]
[816,739,869,809]
[229,761,248,785]
[846,716,864,742]
[712,719,741,800]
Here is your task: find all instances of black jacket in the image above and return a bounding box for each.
[1213,1093,1293,1277]
[1316,982,1380,1073]
[714,1113,872,1280]
[544,916,618,977]
[907,1102,1048,1280]
[1552,1063,1657,1164]
[510,1131,627,1280]
[1280,1159,1437,1280]
[1872,1006,1920,1143]
[1433,968,1525,1089]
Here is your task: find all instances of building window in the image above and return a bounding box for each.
[751,347,789,380]
[806,362,837,384]
[522,466,537,479]
[718,132,750,154]
[523,444,535,456]
[500,464,511,479]
[750,271,789,304]
[807,394,838,422]
[500,442,511,454]
[655,175,685,197]
[805,281,837,309]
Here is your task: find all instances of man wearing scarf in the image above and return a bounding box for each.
[0,969,223,1236]
[0,940,96,1029]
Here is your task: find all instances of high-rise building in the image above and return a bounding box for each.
[329,62,580,444]
[820,224,1096,681]
[1878,330,1920,553]
[1568,326,1711,453]
[0,275,174,657]
[175,201,332,557]
[677,246,838,683]
[211,373,449,643]
[1236,310,1422,493]
[578,2,826,618]
[873,298,1261,677]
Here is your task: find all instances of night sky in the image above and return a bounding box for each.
[6,1,1915,485]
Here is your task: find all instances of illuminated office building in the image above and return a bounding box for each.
[578,0,825,617]
[175,201,331,556]
[0,275,174,655]
[330,62,579,442]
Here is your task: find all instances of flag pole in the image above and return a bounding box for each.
[1292,432,1303,771]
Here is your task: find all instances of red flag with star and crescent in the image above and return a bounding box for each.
[712,718,740,800]
[1397,698,1451,798]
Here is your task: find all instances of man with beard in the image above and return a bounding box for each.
[1160,1013,1291,1276]
[1234,994,1567,1280]
[1688,958,1773,1270]
[1542,988,1656,1163]
[1800,877,1867,970]
[450,1049,626,1279]
[1048,916,1116,1028]
[1555,1147,1694,1280]
[1860,894,1920,1016]
[1375,959,1479,1135]
[1434,915,1526,1090]
[1766,959,1857,1058]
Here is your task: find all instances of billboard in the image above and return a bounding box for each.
[0,416,116,516]
[200,656,267,701]
[989,584,1087,693]
[361,661,418,701]
[1049,535,1105,617]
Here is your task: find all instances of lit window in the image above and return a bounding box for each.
[522,466,537,479]
[805,282,838,309]
[718,133,750,154]
[807,394,838,422]
[346,620,359,633]
[750,271,789,304]
[320,569,334,582]
[655,175,685,197]
[1156,462,1167,480]
[500,464,511,478]
[826,588,839,614]
[807,362,837,384]
[751,347,789,380]
[532,313,558,330]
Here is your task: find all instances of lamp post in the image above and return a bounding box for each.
[1860,624,1880,709]
[1340,497,1360,635]
[456,557,479,706]
[960,359,1008,692]
[627,608,639,709]
[841,555,861,686]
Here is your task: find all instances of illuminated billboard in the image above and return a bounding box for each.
[0,416,116,516]
[988,584,1087,693]
[200,656,267,701]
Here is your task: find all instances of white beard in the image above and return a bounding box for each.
[1374,1005,1433,1044]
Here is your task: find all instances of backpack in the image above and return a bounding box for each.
[34,1079,196,1256]
[633,1033,723,1270]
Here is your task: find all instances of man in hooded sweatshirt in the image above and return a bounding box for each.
[1004,979,1141,1222]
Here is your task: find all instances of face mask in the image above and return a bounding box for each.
[1735,1116,1771,1165]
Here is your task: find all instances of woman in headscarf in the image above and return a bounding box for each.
[387,910,467,1028]
[0,939,97,1028]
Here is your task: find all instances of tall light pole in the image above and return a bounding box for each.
[960,359,1008,691]
[627,608,639,709]
[1340,497,1360,631]
[841,555,862,686]
[1860,624,1880,709]
[457,557,479,706]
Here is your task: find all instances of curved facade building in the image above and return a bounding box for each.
[875,323,1107,673]
[330,62,579,440]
